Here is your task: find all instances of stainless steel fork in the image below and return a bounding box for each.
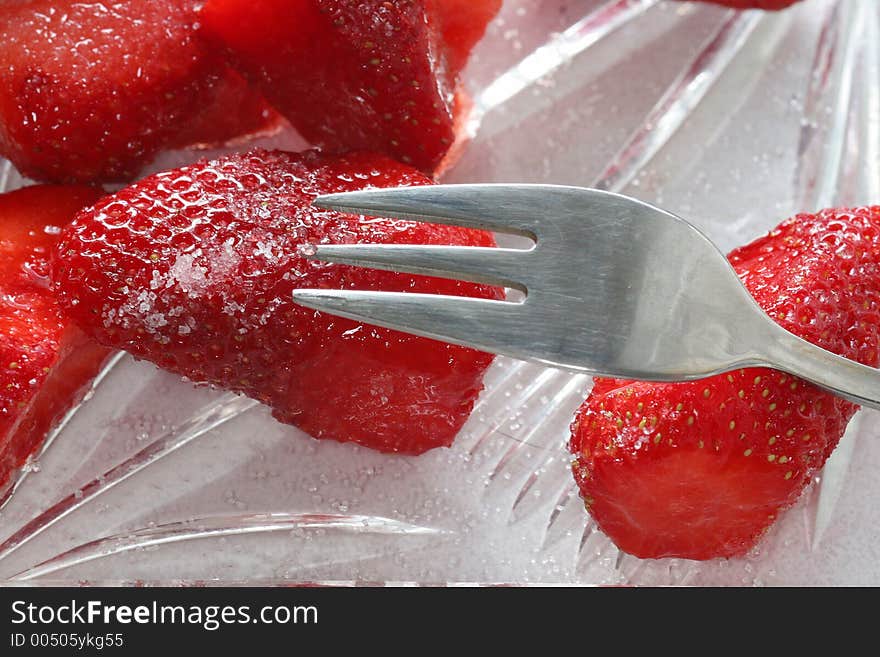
[292,184,880,410]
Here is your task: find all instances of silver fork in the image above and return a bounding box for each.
[292,184,880,410]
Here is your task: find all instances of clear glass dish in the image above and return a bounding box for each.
[1,0,878,586]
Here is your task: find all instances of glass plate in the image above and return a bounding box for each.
[1,0,878,586]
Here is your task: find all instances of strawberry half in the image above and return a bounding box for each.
[0,185,113,498]
[569,206,880,560]
[169,69,280,152]
[0,0,274,184]
[54,149,499,455]
[199,0,500,174]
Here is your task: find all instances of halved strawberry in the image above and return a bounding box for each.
[54,149,499,455]
[199,0,500,174]
[570,206,880,560]
[0,185,113,498]
[0,0,273,184]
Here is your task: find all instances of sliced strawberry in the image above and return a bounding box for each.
[54,149,499,455]
[199,0,500,173]
[0,0,273,184]
[570,206,880,560]
[0,185,113,498]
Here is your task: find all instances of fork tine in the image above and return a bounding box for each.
[292,289,526,358]
[308,244,527,290]
[314,184,546,237]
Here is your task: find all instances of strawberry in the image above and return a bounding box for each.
[199,0,500,174]
[0,0,274,184]
[0,184,113,498]
[569,206,880,560]
[169,69,280,152]
[54,149,499,455]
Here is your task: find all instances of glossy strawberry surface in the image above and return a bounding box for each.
[0,0,273,184]
[570,206,880,560]
[55,149,500,455]
[200,0,500,173]
[0,185,112,497]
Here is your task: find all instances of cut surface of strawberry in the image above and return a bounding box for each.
[431,0,503,78]
[54,149,499,455]
[169,68,280,151]
[0,0,273,184]
[0,184,113,498]
[570,206,880,560]
[199,0,500,173]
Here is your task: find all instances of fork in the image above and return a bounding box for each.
[291,184,880,411]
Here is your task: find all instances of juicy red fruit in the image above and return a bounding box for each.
[570,206,880,560]
[199,0,500,174]
[0,0,274,184]
[0,185,112,498]
[54,149,500,455]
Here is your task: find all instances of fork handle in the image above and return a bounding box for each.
[762,326,880,411]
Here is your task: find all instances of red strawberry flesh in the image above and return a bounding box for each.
[0,0,273,184]
[54,149,500,455]
[570,206,880,560]
[169,68,280,151]
[0,185,113,497]
[430,0,503,78]
[199,0,500,173]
